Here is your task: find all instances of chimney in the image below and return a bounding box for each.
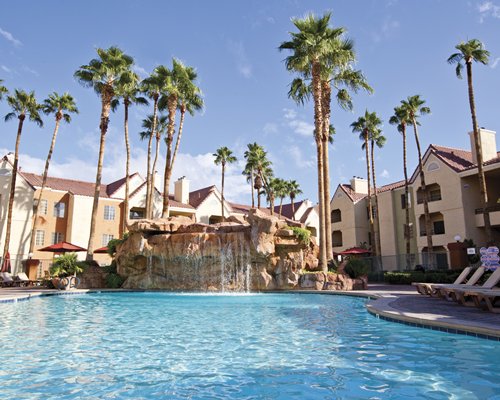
[469,128,497,164]
[350,176,368,194]
[174,176,190,204]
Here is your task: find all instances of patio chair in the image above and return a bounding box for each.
[473,290,500,313]
[0,272,16,287]
[15,272,35,287]
[413,266,481,297]
[445,268,500,307]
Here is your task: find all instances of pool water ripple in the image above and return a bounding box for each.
[1,292,499,399]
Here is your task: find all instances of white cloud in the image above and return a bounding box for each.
[0,27,22,47]
[22,66,39,76]
[263,122,278,134]
[478,1,500,22]
[380,169,390,179]
[491,57,500,69]
[133,64,148,78]
[1,65,11,73]
[286,145,314,169]
[283,108,297,120]
[371,17,400,43]
[282,108,314,137]
[227,40,253,79]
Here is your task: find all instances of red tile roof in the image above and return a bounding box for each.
[340,180,405,203]
[430,145,500,172]
[273,200,304,219]
[106,173,139,196]
[21,172,111,198]
[189,185,217,209]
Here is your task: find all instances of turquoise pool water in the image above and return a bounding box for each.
[1,293,499,399]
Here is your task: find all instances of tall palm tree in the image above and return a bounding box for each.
[74,46,133,260]
[275,178,288,218]
[369,125,386,258]
[141,66,169,218]
[280,12,350,271]
[448,39,493,243]
[401,95,432,263]
[248,145,273,209]
[161,59,202,218]
[265,178,283,215]
[351,110,380,256]
[29,92,78,254]
[3,90,43,262]
[389,105,412,257]
[287,180,302,220]
[243,142,261,208]
[0,79,7,100]
[213,146,237,220]
[115,71,148,231]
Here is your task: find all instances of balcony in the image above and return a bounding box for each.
[475,204,500,227]
[417,184,442,204]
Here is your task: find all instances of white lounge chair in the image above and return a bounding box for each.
[0,272,15,287]
[15,272,35,287]
[413,266,483,297]
[447,268,500,307]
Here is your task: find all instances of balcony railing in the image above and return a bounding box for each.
[475,204,500,214]
[419,228,445,237]
[332,242,343,247]
[417,193,442,204]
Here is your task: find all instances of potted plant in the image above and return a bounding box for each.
[49,253,84,290]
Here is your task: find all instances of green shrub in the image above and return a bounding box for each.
[384,270,463,285]
[49,253,85,277]
[105,273,125,288]
[344,258,370,279]
[287,226,311,246]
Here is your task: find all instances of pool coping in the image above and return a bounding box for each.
[1,287,499,341]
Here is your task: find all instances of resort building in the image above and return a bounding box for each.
[330,128,500,269]
[0,155,319,274]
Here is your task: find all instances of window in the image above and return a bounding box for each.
[332,231,343,247]
[129,208,144,219]
[104,205,115,221]
[39,199,48,215]
[35,230,45,246]
[433,220,445,235]
[331,209,342,223]
[53,202,65,218]
[51,232,64,244]
[427,162,440,172]
[102,234,114,246]
[400,194,411,209]
[429,188,442,202]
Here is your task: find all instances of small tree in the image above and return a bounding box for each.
[213,146,237,220]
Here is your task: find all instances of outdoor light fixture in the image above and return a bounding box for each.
[454,235,461,242]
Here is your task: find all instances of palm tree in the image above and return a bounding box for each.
[448,39,493,244]
[401,95,432,263]
[0,79,7,100]
[243,142,262,208]
[369,124,386,258]
[74,46,133,260]
[213,146,237,220]
[280,12,349,271]
[275,178,288,218]
[287,180,302,220]
[265,178,284,215]
[115,71,148,231]
[29,92,78,254]
[389,105,412,257]
[247,145,273,209]
[161,59,202,218]
[141,66,169,218]
[3,90,43,263]
[351,110,380,256]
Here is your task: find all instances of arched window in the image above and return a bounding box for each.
[427,162,439,172]
[331,209,341,223]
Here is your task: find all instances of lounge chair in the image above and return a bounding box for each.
[0,272,16,287]
[15,272,35,287]
[446,268,500,307]
[413,266,472,295]
[473,290,500,313]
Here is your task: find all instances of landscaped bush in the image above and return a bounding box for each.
[287,226,311,246]
[103,261,125,288]
[107,233,129,257]
[344,258,369,279]
[49,253,85,277]
[384,270,463,285]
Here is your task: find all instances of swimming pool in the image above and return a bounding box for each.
[1,293,499,399]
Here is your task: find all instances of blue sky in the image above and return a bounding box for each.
[1,0,499,205]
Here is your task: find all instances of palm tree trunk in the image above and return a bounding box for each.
[402,125,411,262]
[150,133,160,216]
[279,197,283,218]
[221,162,225,220]
[312,60,327,272]
[162,95,177,218]
[250,168,255,208]
[365,134,375,257]
[322,82,333,262]
[29,115,61,254]
[123,100,130,234]
[371,140,382,258]
[3,116,24,262]
[146,97,158,219]
[170,106,186,179]
[466,61,492,243]
[86,90,112,261]
[413,117,433,265]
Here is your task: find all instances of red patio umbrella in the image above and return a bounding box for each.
[339,247,371,255]
[1,251,11,273]
[38,241,87,253]
[94,246,109,254]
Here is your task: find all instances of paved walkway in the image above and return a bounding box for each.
[1,284,499,339]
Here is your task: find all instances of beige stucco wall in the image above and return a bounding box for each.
[195,191,232,224]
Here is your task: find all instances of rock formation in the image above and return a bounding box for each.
[115,209,365,291]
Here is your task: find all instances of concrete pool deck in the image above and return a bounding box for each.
[1,284,499,340]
